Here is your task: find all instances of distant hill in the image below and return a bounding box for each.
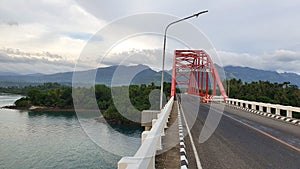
[0,65,299,87]
[224,66,300,87]
[0,65,172,87]
[0,72,20,76]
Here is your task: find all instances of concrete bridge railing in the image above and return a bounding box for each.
[118,96,174,169]
[226,98,300,119]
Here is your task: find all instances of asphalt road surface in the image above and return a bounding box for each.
[179,94,300,169]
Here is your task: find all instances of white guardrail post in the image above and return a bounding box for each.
[118,96,174,169]
[226,98,300,119]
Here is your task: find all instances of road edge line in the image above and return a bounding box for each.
[209,106,300,153]
[178,101,203,169]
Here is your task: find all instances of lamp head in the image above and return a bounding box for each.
[195,10,208,17]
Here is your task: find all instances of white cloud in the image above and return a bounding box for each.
[0,0,105,61]
[0,0,299,75]
[271,50,300,62]
[76,0,300,52]
[102,49,174,71]
[218,50,300,74]
[0,47,76,74]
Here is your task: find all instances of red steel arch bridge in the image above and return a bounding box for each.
[170,49,227,102]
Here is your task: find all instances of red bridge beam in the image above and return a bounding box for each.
[171,50,227,101]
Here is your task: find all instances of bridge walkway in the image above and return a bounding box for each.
[155,101,180,169]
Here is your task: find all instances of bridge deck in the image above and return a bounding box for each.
[155,101,180,169]
[180,94,300,169]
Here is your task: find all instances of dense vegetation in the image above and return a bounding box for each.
[0,82,64,95]
[4,82,172,124]
[1,83,72,108]
[3,79,300,123]
[228,79,300,107]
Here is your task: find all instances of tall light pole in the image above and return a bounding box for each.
[159,10,208,109]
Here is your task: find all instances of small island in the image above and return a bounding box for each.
[2,79,300,122]
[2,82,172,125]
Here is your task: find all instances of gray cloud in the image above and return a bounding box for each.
[76,0,300,54]
[0,62,74,75]
[101,49,174,71]
[1,47,299,75]
[103,49,300,74]
[0,48,74,70]
[1,21,19,26]
[271,50,300,62]
[218,49,300,74]
[0,1,299,75]
[1,48,63,60]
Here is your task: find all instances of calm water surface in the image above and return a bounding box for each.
[0,94,142,169]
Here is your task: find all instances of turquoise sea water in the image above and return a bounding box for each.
[0,94,142,169]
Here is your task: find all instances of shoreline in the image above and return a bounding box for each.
[2,105,76,112]
[2,105,142,126]
[2,105,107,113]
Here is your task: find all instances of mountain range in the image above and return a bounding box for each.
[225,66,300,86]
[0,65,299,87]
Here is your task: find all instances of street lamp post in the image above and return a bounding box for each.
[159,10,208,109]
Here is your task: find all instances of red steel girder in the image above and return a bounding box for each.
[171,50,227,101]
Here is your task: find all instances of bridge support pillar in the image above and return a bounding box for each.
[141,110,160,131]
[275,107,280,115]
[287,108,292,118]
[259,105,263,112]
[252,104,256,110]
[145,126,151,131]
[266,105,271,113]
[142,131,150,144]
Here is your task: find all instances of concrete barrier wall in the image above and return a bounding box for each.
[118,96,174,169]
[226,98,300,118]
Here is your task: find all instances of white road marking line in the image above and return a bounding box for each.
[179,102,203,169]
[210,106,300,152]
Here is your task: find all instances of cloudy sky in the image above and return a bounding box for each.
[0,0,300,74]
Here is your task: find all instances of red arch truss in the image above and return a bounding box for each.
[171,50,227,101]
